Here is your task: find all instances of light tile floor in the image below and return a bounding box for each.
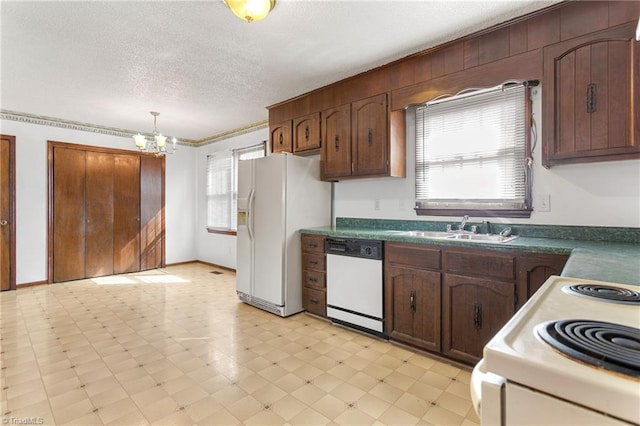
[1,263,480,425]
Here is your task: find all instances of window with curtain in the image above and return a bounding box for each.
[414,82,532,217]
[206,141,266,233]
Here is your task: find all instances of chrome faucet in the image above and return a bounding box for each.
[460,215,469,232]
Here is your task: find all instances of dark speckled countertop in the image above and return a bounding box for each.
[301,218,640,285]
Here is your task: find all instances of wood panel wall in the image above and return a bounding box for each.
[268,1,640,122]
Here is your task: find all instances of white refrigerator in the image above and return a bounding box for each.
[236,153,331,317]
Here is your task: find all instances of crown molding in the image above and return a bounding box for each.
[0,110,268,147]
[193,120,268,146]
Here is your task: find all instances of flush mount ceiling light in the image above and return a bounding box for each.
[223,0,275,23]
[132,112,176,157]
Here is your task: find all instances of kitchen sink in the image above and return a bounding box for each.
[447,233,519,243]
[399,230,454,239]
[398,230,519,243]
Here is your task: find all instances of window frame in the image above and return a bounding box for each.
[414,82,534,218]
[206,141,266,234]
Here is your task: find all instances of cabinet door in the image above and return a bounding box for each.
[386,265,441,352]
[542,22,640,166]
[516,253,568,309]
[85,151,114,277]
[114,154,141,274]
[293,112,320,153]
[53,147,86,282]
[351,93,388,176]
[140,155,165,270]
[270,120,292,153]
[321,104,351,180]
[443,274,515,365]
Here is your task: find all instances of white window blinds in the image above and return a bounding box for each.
[206,142,266,231]
[415,83,529,213]
[206,151,234,230]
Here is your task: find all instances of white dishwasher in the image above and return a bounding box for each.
[325,237,384,335]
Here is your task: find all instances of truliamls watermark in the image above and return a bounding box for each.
[1,417,45,425]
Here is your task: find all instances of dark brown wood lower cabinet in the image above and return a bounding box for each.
[386,265,441,352]
[517,253,568,309]
[50,142,164,282]
[442,274,515,364]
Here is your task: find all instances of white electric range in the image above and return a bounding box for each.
[471,275,640,425]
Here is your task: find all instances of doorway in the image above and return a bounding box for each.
[0,134,16,291]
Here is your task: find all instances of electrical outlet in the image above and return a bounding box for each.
[374,199,380,211]
[536,194,551,212]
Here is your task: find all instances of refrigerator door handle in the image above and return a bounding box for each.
[247,188,255,241]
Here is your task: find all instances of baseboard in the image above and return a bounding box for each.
[16,280,48,289]
[194,260,236,272]
[166,259,236,272]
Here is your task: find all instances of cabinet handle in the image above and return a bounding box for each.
[307,243,317,248]
[0,219,7,226]
[586,83,597,113]
[410,290,416,313]
[473,303,482,330]
[309,277,318,283]
[310,298,319,304]
[367,128,373,146]
[305,126,309,140]
[334,135,340,151]
[309,260,318,265]
[279,133,283,145]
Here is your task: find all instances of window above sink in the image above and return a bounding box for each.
[414,81,534,218]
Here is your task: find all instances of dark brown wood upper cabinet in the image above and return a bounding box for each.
[270,120,292,154]
[352,94,388,176]
[542,22,640,167]
[293,112,321,154]
[321,103,352,180]
[321,93,405,181]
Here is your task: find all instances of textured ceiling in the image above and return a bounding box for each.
[1,0,560,144]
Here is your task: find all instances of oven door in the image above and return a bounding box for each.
[471,358,506,425]
[505,382,630,425]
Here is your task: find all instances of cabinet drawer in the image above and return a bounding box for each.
[445,250,515,281]
[303,252,325,271]
[301,234,325,253]
[385,242,441,270]
[303,287,326,317]
[303,270,325,289]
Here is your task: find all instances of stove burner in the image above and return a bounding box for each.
[564,284,640,305]
[537,319,640,378]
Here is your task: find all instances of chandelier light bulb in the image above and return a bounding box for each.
[131,112,176,156]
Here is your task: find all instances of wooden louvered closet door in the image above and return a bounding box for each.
[50,142,163,282]
[114,154,140,274]
[85,151,115,277]
[53,147,87,282]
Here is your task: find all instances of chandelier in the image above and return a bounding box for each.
[223,0,276,23]
[132,112,176,156]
